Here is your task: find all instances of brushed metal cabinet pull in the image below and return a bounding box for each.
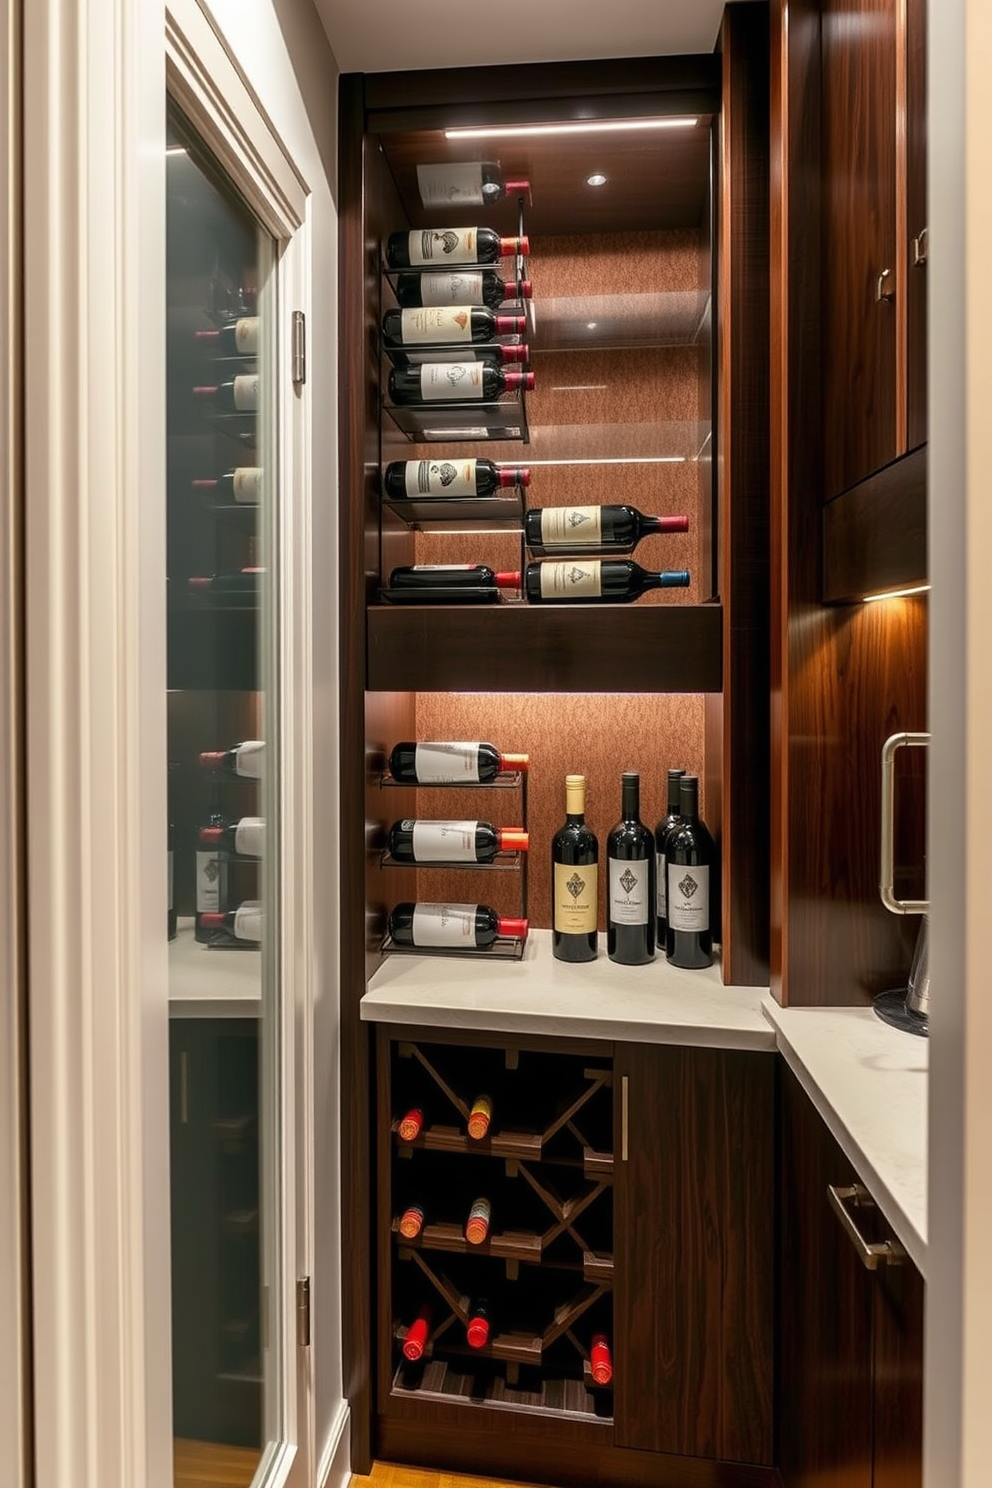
[621,1075,629,1162]
[876,267,895,302]
[827,1183,905,1269]
[912,227,928,266]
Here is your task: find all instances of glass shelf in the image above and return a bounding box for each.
[379,770,526,789]
[382,392,530,443]
[378,586,515,605]
[379,850,525,871]
[381,490,525,530]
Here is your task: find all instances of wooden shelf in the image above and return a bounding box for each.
[367,602,722,693]
[394,1219,544,1263]
[822,446,927,603]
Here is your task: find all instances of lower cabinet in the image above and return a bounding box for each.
[779,1063,923,1488]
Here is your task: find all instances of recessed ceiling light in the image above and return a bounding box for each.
[587,173,608,187]
[445,118,699,140]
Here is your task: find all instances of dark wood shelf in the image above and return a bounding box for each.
[394,1121,544,1161]
[367,602,722,694]
[822,445,927,602]
[394,1219,544,1263]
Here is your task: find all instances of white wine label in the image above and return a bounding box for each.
[656,852,667,916]
[554,862,598,934]
[411,903,478,947]
[420,271,484,306]
[232,467,262,503]
[234,317,259,354]
[409,228,478,266]
[405,458,478,497]
[539,560,603,600]
[400,306,473,344]
[234,817,264,857]
[418,362,484,400]
[234,740,264,778]
[539,506,603,547]
[233,901,262,942]
[414,742,481,783]
[417,162,486,207]
[195,851,226,912]
[667,863,710,933]
[232,374,258,412]
[609,859,650,926]
[411,820,478,862]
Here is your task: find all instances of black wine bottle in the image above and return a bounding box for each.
[198,740,264,779]
[552,774,599,963]
[385,229,529,269]
[382,306,526,348]
[416,161,530,208]
[192,467,262,504]
[523,559,689,604]
[387,819,528,863]
[196,900,262,946]
[388,741,529,784]
[466,1296,491,1350]
[383,458,530,501]
[654,768,686,943]
[386,340,529,370]
[198,816,264,858]
[665,776,717,969]
[192,375,258,413]
[195,316,259,356]
[524,505,690,556]
[395,270,532,309]
[607,772,655,965]
[187,567,263,603]
[387,364,533,405]
[387,902,528,950]
[384,564,519,604]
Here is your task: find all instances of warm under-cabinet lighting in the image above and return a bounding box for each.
[863,583,931,602]
[586,173,608,186]
[445,118,700,140]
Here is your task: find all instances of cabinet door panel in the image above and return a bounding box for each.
[905,0,927,452]
[614,1045,774,1464]
[874,1253,924,1488]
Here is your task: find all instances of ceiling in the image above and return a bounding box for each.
[314,0,737,75]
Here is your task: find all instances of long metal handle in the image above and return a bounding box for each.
[620,1076,628,1162]
[880,731,929,914]
[827,1184,905,1269]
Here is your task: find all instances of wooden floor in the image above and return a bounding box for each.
[173,1438,261,1488]
[351,1465,550,1488]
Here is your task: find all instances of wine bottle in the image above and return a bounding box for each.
[590,1333,613,1386]
[524,505,690,556]
[387,903,528,950]
[385,228,529,269]
[192,375,258,413]
[386,819,528,863]
[386,340,529,370]
[396,1106,425,1142]
[198,740,264,779]
[167,818,177,942]
[382,306,527,347]
[654,768,686,943]
[523,560,690,603]
[196,900,262,946]
[388,741,529,784]
[187,567,263,602]
[665,776,717,970]
[383,458,531,502]
[552,774,599,963]
[467,1094,493,1140]
[385,564,519,604]
[607,772,655,965]
[402,1305,432,1362]
[198,816,264,858]
[195,316,259,356]
[416,161,531,208]
[398,1202,425,1239]
[395,270,532,309]
[387,363,533,405]
[195,807,227,943]
[466,1297,491,1349]
[192,467,262,504]
[465,1196,492,1245]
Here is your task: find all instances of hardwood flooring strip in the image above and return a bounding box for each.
[173,1437,261,1488]
[351,1463,552,1488]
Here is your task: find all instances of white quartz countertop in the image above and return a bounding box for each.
[363,928,775,1050]
[168,918,261,1018]
[763,998,928,1275]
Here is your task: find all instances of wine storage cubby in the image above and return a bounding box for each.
[379,1032,614,1421]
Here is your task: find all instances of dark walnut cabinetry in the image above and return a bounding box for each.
[779,1066,923,1488]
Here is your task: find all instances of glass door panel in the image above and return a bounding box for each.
[165,104,282,1485]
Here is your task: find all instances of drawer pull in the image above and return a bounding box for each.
[827,1183,905,1269]
[621,1075,628,1162]
[876,267,895,303]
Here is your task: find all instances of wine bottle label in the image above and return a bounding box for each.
[609,859,650,926]
[405,459,478,497]
[554,862,598,934]
[411,820,479,862]
[232,467,262,503]
[414,742,482,783]
[409,228,478,266]
[234,317,259,354]
[195,851,227,912]
[234,740,264,778]
[411,903,478,947]
[232,374,258,412]
[417,162,487,207]
[399,307,474,344]
[539,507,603,546]
[539,560,603,600]
[656,852,667,916]
[233,901,262,941]
[234,817,264,857]
[418,362,485,400]
[667,864,710,933]
[420,271,484,306]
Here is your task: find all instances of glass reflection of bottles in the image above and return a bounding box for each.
[199,740,265,779]
[195,315,259,356]
[187,567,263,606]
[196,900,262,949]
[168,816,177,942]
[198,816,264,858]
[192,467,262,505]
[192,376,258,414]
[194,807,228,944]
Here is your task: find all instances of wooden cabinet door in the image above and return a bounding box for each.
[905,0,928,453]
[873,1249,925,1488]
[822,0,900,500]
[613,1044,774,1464]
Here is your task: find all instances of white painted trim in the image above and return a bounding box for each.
[317,1402,352,1488]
